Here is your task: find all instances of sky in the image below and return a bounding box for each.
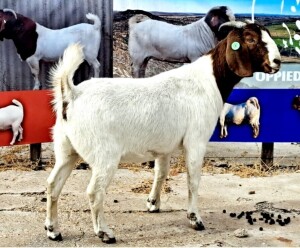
[114,0,300,15]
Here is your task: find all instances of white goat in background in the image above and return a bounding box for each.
[219,97,261,138]
[0,99,24,145]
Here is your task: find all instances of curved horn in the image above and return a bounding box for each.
[3,9,17,19]
[219,21,246,31]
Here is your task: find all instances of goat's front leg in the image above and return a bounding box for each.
[220,124,228,138]
[251,123,260,138]
[185,143,206,231]
[26,57,41,90]
[45,137,79,241]
[147,155,170,212]
[87,157,119,244]
[91,59,100,78]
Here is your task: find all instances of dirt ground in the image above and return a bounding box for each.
[0,142,300,247]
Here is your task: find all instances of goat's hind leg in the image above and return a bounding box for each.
[45,136,79,241]
[147,155,170,212]
[87,154,119,243]
[18,126,23,141]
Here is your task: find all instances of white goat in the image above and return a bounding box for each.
[0,9,101,90]
[45,21,281,243]
[0,99,23,145]
[220,97,261,138]
[128,6,235,78]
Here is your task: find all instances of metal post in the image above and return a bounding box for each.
[30,143,41,161]
[101,0,113,78]
[261,142,274,169]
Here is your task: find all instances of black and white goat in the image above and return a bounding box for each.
[0,9,101,90]
[128,6,235,78]
[45,21,281,243]
[220,97,261,138]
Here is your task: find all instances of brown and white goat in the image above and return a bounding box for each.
[128,6,235,78]
[45,21,281,243]
[0,9,101,90]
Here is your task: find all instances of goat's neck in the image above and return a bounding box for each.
[209,40,242,102]
[9,15,37,60]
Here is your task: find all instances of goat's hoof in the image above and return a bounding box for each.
[99,232,116,244]
[147,198,160,212]
[193,221,205,231]
[48,233,63,241]
[188,212,205,231]
[148,208,160,213]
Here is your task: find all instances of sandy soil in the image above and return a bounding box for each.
[0,142,300,247]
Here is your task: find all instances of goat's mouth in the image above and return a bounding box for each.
[263,61,281,74]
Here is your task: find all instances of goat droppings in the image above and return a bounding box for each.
[226,210,293,227]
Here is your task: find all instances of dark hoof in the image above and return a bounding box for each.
[48,233,63,241]
[148,208,160,213]
[100,233,116,244]
[194,221,205,231]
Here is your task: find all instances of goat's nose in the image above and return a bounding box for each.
[273,58,281,66]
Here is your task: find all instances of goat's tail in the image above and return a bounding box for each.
[50,43,84,117]
[12,99,23,109]
[128,14,150,29]
[86,13,101,31]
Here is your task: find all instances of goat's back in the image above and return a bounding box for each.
[35,23,100,61]
[55,61,222,163]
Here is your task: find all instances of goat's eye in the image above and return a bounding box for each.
[247,38,256,44]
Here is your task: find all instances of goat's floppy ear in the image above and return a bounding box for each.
[0,19,6,32]
[226,29,253,77]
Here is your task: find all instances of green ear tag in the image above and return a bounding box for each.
[231,41,240,51]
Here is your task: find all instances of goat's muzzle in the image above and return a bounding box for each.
[263,57,281,74]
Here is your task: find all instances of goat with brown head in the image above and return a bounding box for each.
[0,9,18,39]
[210,21,281,101]
[0,9,37,60]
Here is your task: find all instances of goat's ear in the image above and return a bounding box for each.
[226,29,253,77]
[0,19,6,32]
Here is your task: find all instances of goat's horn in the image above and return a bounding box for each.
[3,9,17,19]
[219,21,246,30]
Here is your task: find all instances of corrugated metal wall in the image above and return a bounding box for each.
[0,0,112,91]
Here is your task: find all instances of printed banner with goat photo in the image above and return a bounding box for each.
[0,0,109,146]
[0,0,300,146]
[114,0,300,142]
